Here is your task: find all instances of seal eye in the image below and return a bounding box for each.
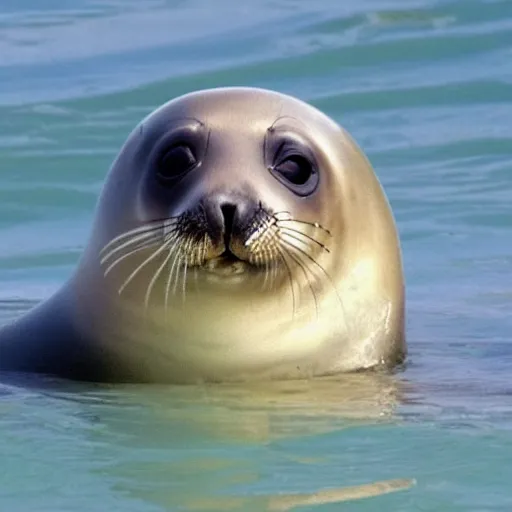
[156,144,197,183]
[265,130,320,196]
[274,154,314,186]
[270,146,319,197]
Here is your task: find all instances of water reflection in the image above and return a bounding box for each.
[1,371,414,509]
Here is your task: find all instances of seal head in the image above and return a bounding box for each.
[0,87,405,383]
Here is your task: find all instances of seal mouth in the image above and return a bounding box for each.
[203,248,251,276]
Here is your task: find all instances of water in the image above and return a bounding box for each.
[0,0,511,509]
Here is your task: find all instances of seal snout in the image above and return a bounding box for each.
[202,193,255,260]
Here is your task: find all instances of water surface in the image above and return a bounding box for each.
[1,0,512,510]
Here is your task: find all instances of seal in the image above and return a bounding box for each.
[0,87,405,384]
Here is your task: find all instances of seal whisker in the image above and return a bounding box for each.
[144,241,175,312]
[279,237,347,323]
[193,234,209,290]
[173,238,193,301]
[172,246,185,302]
[278,226,330,253]
[102,234,164,276]
[181,260,188,304]
[272,210,294,220]
[100,220,176,256]
[277,219,331,237]
[171,253,184,299]
[274,214,331,236]
[276,247,297,320]
[164,245,182,312]
[259,245,274,291]
[262,224,281,292]
[180,239,193,305]
[100,231,163,265]
[202,234,208,265]
[281,245,319,319]
[272,251,279,291]
[118,241,173,296]
[100,228,159,256]
[262,249,271,291]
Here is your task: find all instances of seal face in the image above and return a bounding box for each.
[0,87,406,384]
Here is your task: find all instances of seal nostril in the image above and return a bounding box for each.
[220,203,237,248]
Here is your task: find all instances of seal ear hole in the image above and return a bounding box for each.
[156,144,198,183]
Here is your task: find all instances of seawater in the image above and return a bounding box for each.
[0,0,512,510]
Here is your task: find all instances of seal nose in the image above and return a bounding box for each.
[220,203,237,248]
[203,194,251,250]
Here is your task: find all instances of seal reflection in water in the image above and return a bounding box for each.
[0,87,405,384]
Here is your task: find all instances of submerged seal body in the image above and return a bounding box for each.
[0,87,405,383]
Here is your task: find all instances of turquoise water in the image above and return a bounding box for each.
[1,0,512,510]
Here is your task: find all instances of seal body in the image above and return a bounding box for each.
[0,87,405,383]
